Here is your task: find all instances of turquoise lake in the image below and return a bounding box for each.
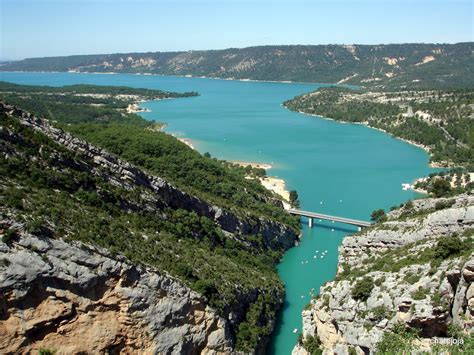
[0,72,434,354]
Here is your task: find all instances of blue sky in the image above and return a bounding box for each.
[1,0,472,59]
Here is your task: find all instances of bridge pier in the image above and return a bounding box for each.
[308,217,313,228]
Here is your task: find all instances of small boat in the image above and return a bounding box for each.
[293,328,298,333]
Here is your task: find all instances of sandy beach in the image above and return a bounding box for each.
[259,176,291,209]
[177,137,196,150]
[233,161,291,207]
[169,136,291,208]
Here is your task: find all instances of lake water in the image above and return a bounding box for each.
[0,72,433,354]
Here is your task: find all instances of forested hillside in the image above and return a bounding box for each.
[0,82,300,352]
[2,43,473,89]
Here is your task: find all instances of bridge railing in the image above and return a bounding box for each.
[288,209,371,228]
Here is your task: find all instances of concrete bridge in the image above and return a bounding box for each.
[288,209,371,229]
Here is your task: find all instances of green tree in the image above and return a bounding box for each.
[429,178,452,197]
[376,323,419,354]
[433,235,462,259]
[352,276,374,301]
[289,190,300,208]
[370,209,386,223]
[302,334,323,355]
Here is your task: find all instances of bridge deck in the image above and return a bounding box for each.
[288,209,371,228]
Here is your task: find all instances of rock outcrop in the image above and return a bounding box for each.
[294,194,473,354]
[0,227,232,354]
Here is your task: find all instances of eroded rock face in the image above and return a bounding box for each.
[294,195,473,354]
[0,230,232,354]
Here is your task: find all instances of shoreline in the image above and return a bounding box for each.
[143,98,457,202]
[412,172,474,195]
[289,105,449,169]
[126,103,151,113]
[177,137,196,150]
[168,136,291,207]
[259,176,291,209]
[0,70,328,86]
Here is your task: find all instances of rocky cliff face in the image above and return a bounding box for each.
[0,226,232,354]
[294,194,473,354]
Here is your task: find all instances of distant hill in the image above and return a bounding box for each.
[1,43,473,89]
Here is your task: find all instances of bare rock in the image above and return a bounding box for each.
[0,233,233,354]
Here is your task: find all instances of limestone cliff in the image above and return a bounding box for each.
[294,194,473,354]
[0,227,232,354]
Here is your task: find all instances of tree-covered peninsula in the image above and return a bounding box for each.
[284,87,474,169]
